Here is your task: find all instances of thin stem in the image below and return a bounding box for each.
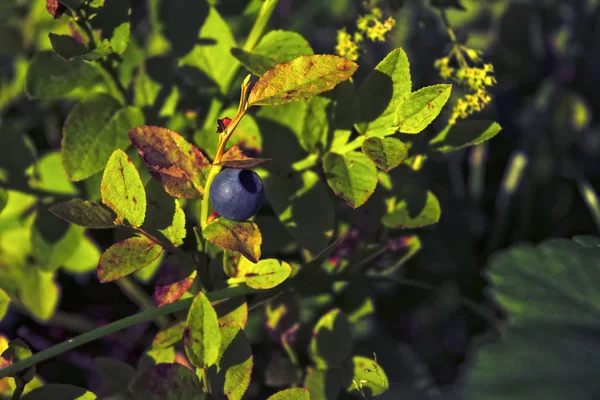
[242,0,280,52]
[49,311,98,333]
[116,277,170,330]
[291,154,319,172]
[0,285,257,379]
[11,385,23,400]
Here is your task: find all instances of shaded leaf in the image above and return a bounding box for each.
[49,200,116,229]
[206,323,253,400]
[128,363,204,400]
[62,93,144,181]
[264,291,300,343]
[397,84,452,134]
[362,137,407,172]
[300,95,331,153]
[88,0,131,55]
[214,297,248,328]
[344,356,389,397]
[248,55,358,106]
[143,179,187,246]
[21,384,96,400]
[93,357,136,392]
[20,265,60,321]
[265,353,301,388]
[216,145,270,168]
[309,308,352,368]
[202,218,262,263]
[185,291,221,368]
[25,51,98,99]
[63,236,102,275]
[153,322,186,349]
[323,151,378,208]
[98,237,163,283]
[101,149,147,228]
[0,289,9,322]
[267,388,310,400]
[231,30,313,76]
[428,120,502,154]
[304,367,342,400]
[129,126,210,199]
[49,33,113,61]
[355,48,412,136]
[237,258,292,289]
[155,258,197,306]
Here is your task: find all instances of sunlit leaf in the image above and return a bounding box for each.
[97,236,163,283]
[142,179,186,246]
[155,257,196,306]
[49,33,112,61]
[428,120,502,154]
[397,84,452,134]
[267,388,310,400]
[237,258,292,289]
[185,291,221,368]
[202,218,262,263]
[0,289,9,322]
[323,151,378,208]
[361,137,407,172]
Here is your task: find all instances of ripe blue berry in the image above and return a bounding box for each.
[209,168,265,222]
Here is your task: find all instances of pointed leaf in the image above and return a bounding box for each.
[355,48,412,136]
[143,179,187,246]
[49,33,113,61]
[155,258,197,306]
[362,137,408,172]
[309,308,352,368]
[128,363,204,399]
[206,323,253,400]
[397,84,452,134]
[25,51,98,99]
[21,384,96,400]
[98,237,163,283]
[343,356,389,396]
[129,126,210,199]
[49,200,117,229]
[185,291,221,368]
[101,149,147,228]
[267,388,310,400]
[202,218,262,263]
[323,151,378,208]
[428,120,502,154]
[216,145,270,168]
[152,322,186,349]
[237,258,292,289]
[0,289,9,322]
[248,55,358,106]
[93,357,136,392]
[382,191,441,229]
[63,93,144,181]
[231,30,313,76]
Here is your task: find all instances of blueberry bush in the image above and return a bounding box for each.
[0,0,599,399]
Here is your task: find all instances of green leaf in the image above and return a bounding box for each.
[49,33,113,61]
[152,321,186,349]
[20,265,60,321]
[248,55,358,106]
[237,258,292,289]
[62,236,101,275]
[28,151,78,195]
[0,189,7,214]
[129,126,210,199]
[428,120,502,154]
[465,236,600,400]
[185,291,221,369]
[25,51,98,99]
[344,356,389,397]
[202,218,262,263]
[62,93,144,181]
[129,363,204,399]
[49,200,117,229]
[0,288,9,322]
[1,338,35,383]
[362,137,408,172]
[261,169,335,255]
[323,151,378,208]
[299,95,331,153]
[88,0,131,55]
[101,149,147,228]
[382,189,441,229]
[304,367,342,400]
[179,7,237,94]
[397,84,452,134]
[309,308,352,368]
[93,357,136,392]
[143,179,186,246]
[21,384,96,400]
[206,323,253,400]
[31,206,84,272]
[155,257,197,306]
[355,48,412,136]
[214,297,248,328]
[231,30,313,76]
[97,236,163,283]
[137,347,176,373]
[267,388,310,400]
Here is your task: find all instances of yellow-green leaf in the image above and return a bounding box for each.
[202,218,262,263]
[397,84,452,134]
[361,137,408,172]
[185,291,221,368]
[323,151,378,208]
[97,236,163,283]
[237,258,292,289]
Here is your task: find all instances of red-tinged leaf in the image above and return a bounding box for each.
[97,237,163,283]
[152,321,186,349]
[46,0,66,19]
[217,117,232,133]
[264,291,300,343]
[155,259,197,306]
[216,145,270,168]
[184,292,221,368]
[202,217,262,263]
[248,54,358,106]
[128,126,210,199]
[128,363,204,398]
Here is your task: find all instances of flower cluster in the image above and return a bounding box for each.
[435,47,496,124]
[335,6,396,61]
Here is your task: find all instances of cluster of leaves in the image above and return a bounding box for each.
[0,0,508,399]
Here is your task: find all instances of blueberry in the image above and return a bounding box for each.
[209,168,265,222]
